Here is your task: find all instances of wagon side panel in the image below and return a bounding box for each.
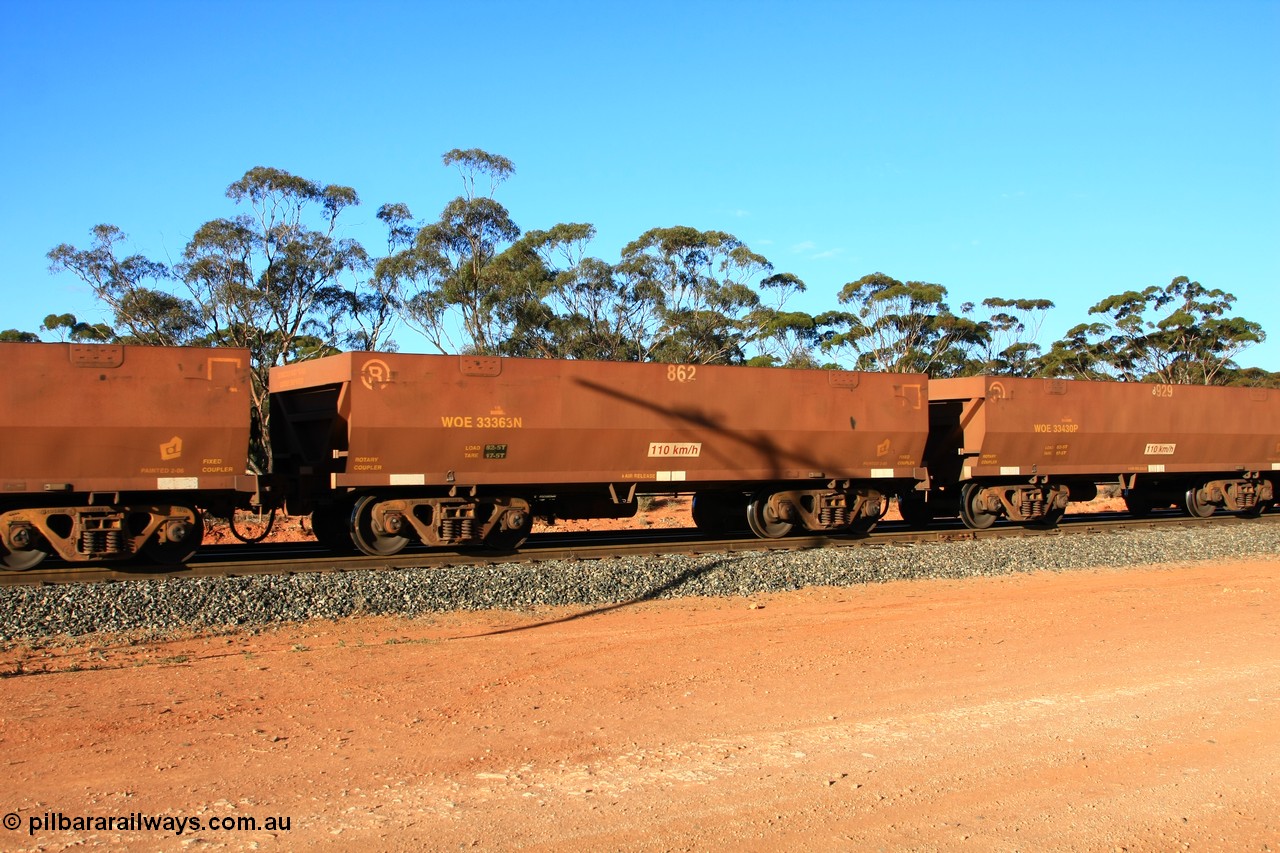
[272,354,930,492]
[0,343,253,495]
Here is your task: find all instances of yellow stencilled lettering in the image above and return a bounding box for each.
[441,416,524,429]
[352,455,383,471]
[475,416,524,429]
[666,365,697,383]
[200,457,234,474]
[1152,384,1175,398]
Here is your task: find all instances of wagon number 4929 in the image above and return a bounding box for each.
[667,365,697,383]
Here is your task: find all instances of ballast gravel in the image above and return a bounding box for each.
[3,524,1279,641]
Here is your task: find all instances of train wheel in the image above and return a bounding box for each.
[745,494,793,539]
[141,511,205,564]
[1,545,46,570]
[484,507,532,551]
[1183,486,1217,518]
[351,495,410,557]
[958,484,998,530]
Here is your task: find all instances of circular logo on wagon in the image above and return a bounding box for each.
[360,358,392,390]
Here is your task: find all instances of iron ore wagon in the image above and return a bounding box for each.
[270,353,930,554]
[906,376,1280,528]
[0,343,254,568]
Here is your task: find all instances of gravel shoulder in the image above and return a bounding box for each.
[4,521,1280,641]
[1,526,1278,850]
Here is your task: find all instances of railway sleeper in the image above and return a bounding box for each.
[0,504,202,567]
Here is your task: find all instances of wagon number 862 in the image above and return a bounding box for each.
[667,365,697,383]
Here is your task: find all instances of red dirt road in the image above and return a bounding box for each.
[2,558,1278,850]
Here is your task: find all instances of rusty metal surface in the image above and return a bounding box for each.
[0,343,253,496]
[928,376,1280,479]
[271,354,930,492]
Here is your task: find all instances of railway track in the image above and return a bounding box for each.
[4,509,1276,588]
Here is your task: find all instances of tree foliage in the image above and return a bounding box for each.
[0,329,40,343]
[381,151,530,355]
[1039,276,1265,384]
[616,226,768,364]
[40,152,1271,473]
[974,297,1055,376]
[45,168,398,471]
[817,273,990,376]
[42,313,113,342]
[48,224,200,346]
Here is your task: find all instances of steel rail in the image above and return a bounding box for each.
[3,510,1277,588]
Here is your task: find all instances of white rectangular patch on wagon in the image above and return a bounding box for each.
[647,442,701,458]
[390,473,426,486]
[157,477,199,490]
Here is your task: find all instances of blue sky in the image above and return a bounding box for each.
[2,0,1277,368]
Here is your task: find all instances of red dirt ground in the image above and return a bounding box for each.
[1,537,1276,849]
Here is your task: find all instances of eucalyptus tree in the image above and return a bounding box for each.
[1036,322,1120,381]
[744,272,822,368]
[818,272,988,375]
[175,167,379,469]
[505,223,639,361]
[42,313,113,342]
[385,149,539,355]
[974,296,1055,376]
[1039,276,1264,384]
[615,226,769,365]
[48,224,201,346]
[1218,366,1280,388]
[0,329,40,342]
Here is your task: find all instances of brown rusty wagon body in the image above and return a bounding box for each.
[0,343,254,567]
[915,376,1280,528]
[271,353,929,554]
